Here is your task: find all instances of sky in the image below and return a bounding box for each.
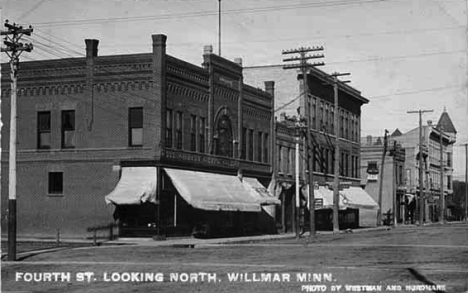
[1,0,467,180]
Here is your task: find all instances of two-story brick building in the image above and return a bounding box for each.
[1,34,279,238]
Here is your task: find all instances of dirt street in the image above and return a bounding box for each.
[2,223,467,293]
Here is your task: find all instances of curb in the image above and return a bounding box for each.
[108,226,394,247]
[1,246,72,261]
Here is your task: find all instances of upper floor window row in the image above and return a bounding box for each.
[242,127,269,163]
[166,108,207,154]
[308,97,360,142]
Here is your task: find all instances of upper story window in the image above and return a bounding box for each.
[406,169,411,186]
[344,112,349,140]
[446,152,452,167]
[398,165,403,185]
[216,115,233,157]
[129,107,143,147]
[241,127,247,160]
[340,110,344,138]
[319,101,324,131]
[257,131,263,162]
[190,115,197,152]
[175,111,183,150]
[248,129,254,161]
[37,111,51,149]
[199,117,205,153]
[330,106,335,135]
[323,104,329,132]
[278,145,282,173]
[312,98,316,129]
[166,109,173,148]
[61,110,75,148]
[263,133,269,163]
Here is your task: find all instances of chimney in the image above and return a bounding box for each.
[234,58,243,67]
[203,45,213,55]
[85,39,99,58]
[152,34,167,152]
[366,135,372,146]
[264,81,275,98]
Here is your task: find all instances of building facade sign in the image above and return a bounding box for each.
[165,149,240,168]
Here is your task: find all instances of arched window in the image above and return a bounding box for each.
[216,115,233,157]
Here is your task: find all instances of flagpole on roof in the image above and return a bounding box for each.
[218,0,221,56]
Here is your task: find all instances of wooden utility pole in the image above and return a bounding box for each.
[465,143,468,222]
[1,20,33,261]
[438,126,445,223]
[465,0,468,223]
[283,46,324,238]
[392,143,397,227]
[407,109,434,225]
[331,72,350,233]
[295,131,300,239]
[377,130,389,226]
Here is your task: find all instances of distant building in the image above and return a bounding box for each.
[1,35,278,238]
[246,65,377,230]
[360,131,407,225]
[397,110,457,222]
[360,109,457,224]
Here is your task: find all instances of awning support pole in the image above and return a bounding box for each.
[157,168,162,236]
[174,193,177,227]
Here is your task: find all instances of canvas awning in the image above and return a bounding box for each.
[105,167,157,205]
[243,177,281,205]
[301,185,347,210]
[339,187,378,210]
[164,168,262,212]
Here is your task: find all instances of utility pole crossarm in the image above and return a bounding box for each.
[283,62,325,70]
[283,54,325,62]
[282,46,324,54]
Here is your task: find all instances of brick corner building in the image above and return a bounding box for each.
[1,35,278,239]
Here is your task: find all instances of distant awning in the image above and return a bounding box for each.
[164,168,262,212]
[340,187,378,210]
[105,167,157,205]
[301,185,347,210]
[243,177,281,205]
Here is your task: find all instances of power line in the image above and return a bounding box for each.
[16,31,467,107]
[369,84,464,100]
[33,0,387,27]
[275,93,304,113]
[246,48,465,70]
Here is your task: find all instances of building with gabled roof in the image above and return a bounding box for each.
[397,110,456,223]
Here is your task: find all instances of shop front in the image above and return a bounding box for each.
[301,184,378,230]
[105,166,279,238]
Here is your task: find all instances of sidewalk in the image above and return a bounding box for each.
[109,226,393,247]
